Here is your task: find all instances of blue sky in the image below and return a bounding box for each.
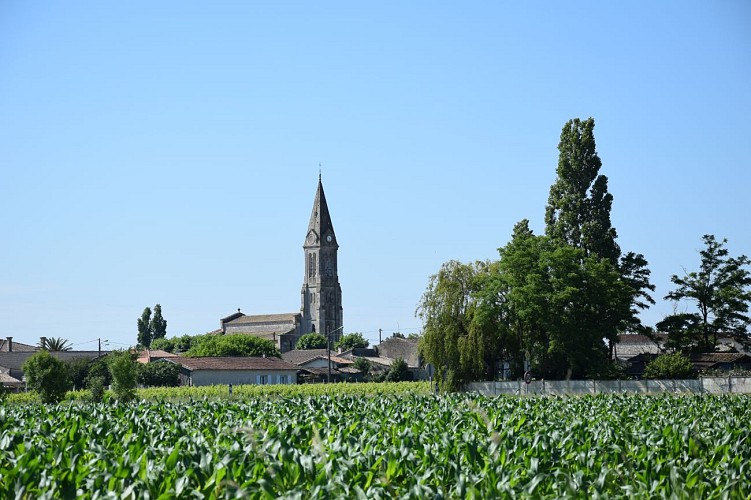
[1,1,749,350]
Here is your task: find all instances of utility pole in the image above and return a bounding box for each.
[379,328,382,344]
[98,338,108,358]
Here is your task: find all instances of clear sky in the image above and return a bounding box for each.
[1,1,749,350]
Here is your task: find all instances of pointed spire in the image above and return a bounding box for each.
[306,174,335,245]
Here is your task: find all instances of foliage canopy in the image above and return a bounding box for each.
[643,353,695,379]
[335,332,369,351]
[658,235,751,351]
[22,351,72,403]
[295,333,328,350]
[186,334,280,358]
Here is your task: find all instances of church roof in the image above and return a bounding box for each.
[306,175,336,244]
[226,313,300,326]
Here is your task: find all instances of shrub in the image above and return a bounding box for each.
[22,351,73,403]
[87,358,112,386]
[138,361,180,387]
[643,353,695,379]
[353,357,371,378]
[295,333,328,350]
[65,357,92,390]
[384,358,411,382]
[108,350,138,403]
[86,376,106,403]
[186,334,279,357]
[335,332,369,351]
[149,337,175,352]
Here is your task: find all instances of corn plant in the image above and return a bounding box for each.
[0,394,749,498]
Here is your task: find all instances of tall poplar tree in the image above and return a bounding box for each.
[137,307,152,347]
[544,117,620,262]
[150,304,167,342]
[544,118,654,337]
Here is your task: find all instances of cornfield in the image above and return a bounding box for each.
[1,393,749,498]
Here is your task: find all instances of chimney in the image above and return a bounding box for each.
[6,336,12,352]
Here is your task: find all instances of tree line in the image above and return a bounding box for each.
[418,118,751,390]
[22,350,179,404]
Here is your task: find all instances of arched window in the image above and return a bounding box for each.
[308,253,317,277]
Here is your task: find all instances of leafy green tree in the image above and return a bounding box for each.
[658,235,751,351]
[107,350,138,403]
[544,117,654,341]
[384,358,410,382]
[186,334,280,357]
[618,252,656,335]
[352,357,371,378]
[86,376,106,403]
[643,353,695,379]
[150,304,167,342]
[497,224,633,379]
[22,351,73,403]
[86,358,111,387]
[545,117,620,263]
[417,260,487,390]
[137,361,179,387]
[137,307,152,347]
[151,334,197,353]
[335,332,369,351]
[296,333,328,350]
[65,357,92,390]
[150,337,174,352]
[39,337,72,351]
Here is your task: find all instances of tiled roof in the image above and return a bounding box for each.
[282,349,329,365]
[691,353,751,363]
[0,339,38,352]
[137,349,180,363]
[226,313,300,325]
[614,334,665,359]
[0,372,23,385]
[281,349,354,366]
[171,356,300,371]
[617,334,668,344]
[223,330,295,339]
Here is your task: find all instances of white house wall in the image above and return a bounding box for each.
[189,369,298,386]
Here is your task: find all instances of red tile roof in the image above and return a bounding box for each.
[171,356,299,371]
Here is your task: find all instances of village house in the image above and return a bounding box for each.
[165,356,300,386]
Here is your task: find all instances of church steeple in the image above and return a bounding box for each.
[301,175,343,340]
[305,174,336,247]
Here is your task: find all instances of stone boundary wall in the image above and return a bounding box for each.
[466,377,751,396]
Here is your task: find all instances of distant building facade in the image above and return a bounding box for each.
[169,356,299,386]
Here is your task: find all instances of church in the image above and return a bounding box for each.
[217,176,343,352]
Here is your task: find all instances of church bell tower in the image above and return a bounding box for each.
[301,175,343,342]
